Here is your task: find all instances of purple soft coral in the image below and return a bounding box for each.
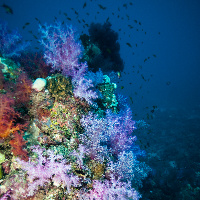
[73,76,98,105]
[105,107,137,154]
[39,21,86,78]
[83,175,140,200]
[0,20,29,58]
[16,146,79,196]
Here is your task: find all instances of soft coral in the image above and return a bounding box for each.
[0,94,20,138]
[9,132,29,161]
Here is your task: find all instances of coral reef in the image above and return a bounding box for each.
[0,21,150,200]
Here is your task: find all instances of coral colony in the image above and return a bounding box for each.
[0,20,150,199]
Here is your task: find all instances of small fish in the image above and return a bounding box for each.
[129,96,133,104]
[2,4,13,14]
[74,10,78,15]
[141,74,146,81]
[118,28,121,31]
[126,15,130,20]
[98,4,106,10]
[153,54,157,58]
[22,22,30,29]
[129,2,133,5]
[134,20,137,23]
[83,2,87,8]
[82,19,85,23]
[121,86,124,89]
[64,13,68,16]
[106,17,109,22]
[126,43,132,47]
[35,17,41,24]
[158,32,160,35]
[118,7,120,11]
[128,25,133,29]
[24,22,30,26]
[139,22,141,25]
[123,4,127,9]
[67,17,71,21]
[144,58,147,62]
[166,81,171,86]
[33,35,38,39]
[86,13,90,16]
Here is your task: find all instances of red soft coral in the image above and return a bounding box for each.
[0,94,20,138]
[9,132,29,161]
[14,72,32,106]
[17,52,51,79]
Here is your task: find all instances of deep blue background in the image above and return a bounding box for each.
[1,1,200,198]
[1,0,200,116]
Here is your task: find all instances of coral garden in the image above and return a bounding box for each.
[0,20,150,199]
